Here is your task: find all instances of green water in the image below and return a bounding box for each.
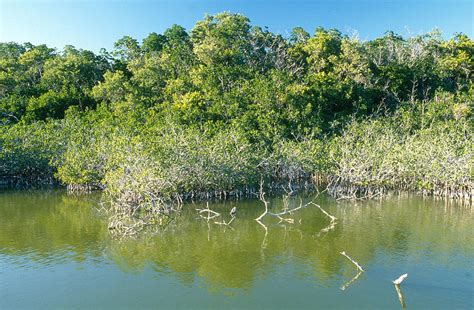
[0,190,473,309]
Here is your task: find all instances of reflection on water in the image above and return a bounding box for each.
[0,190,473,309]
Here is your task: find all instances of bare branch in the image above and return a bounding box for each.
[196,203,221,221]
[309,202,337,222]
[392,275,408,309]
[340,251,365,272]
[392,273,408,285]
[256,179,269,221]
[268,198,310,217]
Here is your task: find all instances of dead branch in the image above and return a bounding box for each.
[309,202,337,222]
[392,275,408,309]
[268,198,313,223]
[340,251,365,272]
[269,198,310,217]
[196,203,221,221]
[394,285,406,308]
[256,180,269,221]
[393,273,408,285]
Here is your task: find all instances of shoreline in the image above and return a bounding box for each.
[1,175,471,205]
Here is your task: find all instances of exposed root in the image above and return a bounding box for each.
[328,175,473,204]
[104,196,179,238]
[67,183,103,194]
[328,176,386,201]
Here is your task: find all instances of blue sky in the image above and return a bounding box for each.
[1,0,472,52]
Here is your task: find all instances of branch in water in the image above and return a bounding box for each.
[256,179,269,221]
[260,192,316,224]
[196,203,221,221]
[392,274,408,309]
[392,273,408,285]
[309,202,337,222]
[268,198,310,217]
[340,251,365,272]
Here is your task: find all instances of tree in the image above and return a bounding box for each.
[113,36,140,61]
[24,45,109,120]
[142,32,167,53]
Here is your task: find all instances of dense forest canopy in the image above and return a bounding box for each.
[0,13,472,205]
[1,13,472,132]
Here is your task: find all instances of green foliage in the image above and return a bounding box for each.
[0,13,472,201]
[53,107,116,186]
[271,138,328,180]
[104,125,265,204]
[329,103,473,195]
[0,120,65,183]
[0,43,109,123]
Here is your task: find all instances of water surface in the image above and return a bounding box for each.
[1,190,473,309]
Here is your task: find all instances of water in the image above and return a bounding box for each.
[0,190,473,309]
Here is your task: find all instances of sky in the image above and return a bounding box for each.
[0,0,472,52]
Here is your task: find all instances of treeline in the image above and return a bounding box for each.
[0,13,472,203]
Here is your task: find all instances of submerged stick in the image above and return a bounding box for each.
[309,202,337,222]
[340,251,365,272]
[394,285,406,308]
[393,273,408,308]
